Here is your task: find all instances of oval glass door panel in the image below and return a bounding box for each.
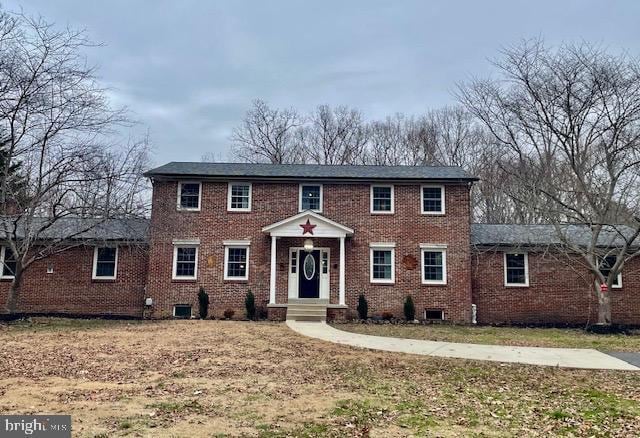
[303,253,316,280]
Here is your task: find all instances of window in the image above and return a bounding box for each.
[291,250,298,274]
[421,185,445,215]
[599,255,622,288]
[370,185,394,214]
[1,246,16,279]
[173,304,192,319]
[92,247,118,280]
[227,182,251,211]
[424,309,444,320]
[322,251,329,274]
[421,245,447,285]
[504,252,529,287]
[178,182,201,211]
[299,184,322,212]
[369,244,395,283]
[224,245,249,280]
[172,245,198,279]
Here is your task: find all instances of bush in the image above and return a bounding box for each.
[381,311,394,321]
[357,294,368,320]
[223,309,235,319]
[257,304,268,320]
[245,290,256,320]
[403,295,415,321]
[197,287,209,319]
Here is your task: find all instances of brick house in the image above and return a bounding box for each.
[0,162,638,325]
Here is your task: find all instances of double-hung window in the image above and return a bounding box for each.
[504,252,529,287]
[178,182,201,211]
[599,255,622,288]
[224,241,250,280]
[227,182,251,212]
[173,244,199,280]
[421,185,445,215]
[421,245,447,285]
[370,185,394,214]
[299,184,322,212]
[1,246,16,279]
[370,243,395,284]
[93,247,118,280]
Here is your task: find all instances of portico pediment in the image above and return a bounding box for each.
[262,211,354,238]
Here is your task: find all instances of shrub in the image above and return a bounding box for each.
[357,294,368,320]
[381,311,394,321]
[223,309,235,319]
[245,290,256,320]
[197,287,209,319]
[257,304,268,320]
[403,295,415,321]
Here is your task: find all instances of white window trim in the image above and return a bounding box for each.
[421,184,445,215]
[172,244,199,280]
[504,252,529,287]
[173,304,193,318]
[0,246,15,280]
[227,182,252,212]
[224,245,250,281]
[298,183,323,213]
[369,245,395,284]
[370,184,394,214]
[421,246,447,285]
[92,246,118,280]
[177,181,202,212]
[599,256,623,289]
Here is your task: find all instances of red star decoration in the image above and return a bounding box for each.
[299,219,316,235]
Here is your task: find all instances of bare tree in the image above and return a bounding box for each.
[458,40,640,325]
[0,11,150,314]
[230,99,303,164]
[300,105,369,165]
[366,114,409,165]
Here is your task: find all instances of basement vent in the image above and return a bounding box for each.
[173,304,192,319]
[424,309,444,320]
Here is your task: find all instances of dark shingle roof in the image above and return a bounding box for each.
[471,224,638,248]
[0,217,149,242]
[144,162,477,182]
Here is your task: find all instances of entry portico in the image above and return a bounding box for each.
[262,211,354,306]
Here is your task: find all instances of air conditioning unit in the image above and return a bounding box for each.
[145,297,153,306]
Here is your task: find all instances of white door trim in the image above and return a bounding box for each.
[288,247,330,300]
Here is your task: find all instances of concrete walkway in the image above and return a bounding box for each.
[286,321,639,370]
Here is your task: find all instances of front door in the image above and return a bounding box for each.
[298,250,320,298]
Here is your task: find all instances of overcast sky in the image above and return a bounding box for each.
[7,1,640,166]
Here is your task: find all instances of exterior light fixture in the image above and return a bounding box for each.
[304,239,314,252]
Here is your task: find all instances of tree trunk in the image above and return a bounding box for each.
[596,284,612,325]
[5,269,22,314]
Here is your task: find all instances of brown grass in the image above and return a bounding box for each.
[336,323,640,352]
[0,318,639,437]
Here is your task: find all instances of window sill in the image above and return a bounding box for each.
[224,279,248,283]
[176,208,201,213]
[227,209,252,213]
[172,278,197,283]
[370,211,394,215]
[421,282,447,286]
[0,277,14,282]
[421,212,446,216]
[505,284,529,288]
[370,280,395,285]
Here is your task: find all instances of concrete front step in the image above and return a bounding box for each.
[286,302,328,322]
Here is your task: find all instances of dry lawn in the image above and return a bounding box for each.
[336,323,640,352]
[0,318,639,437]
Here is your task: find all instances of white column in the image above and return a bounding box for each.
[269,235,277,304]
[339,235,346,306]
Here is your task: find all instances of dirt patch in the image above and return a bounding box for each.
[0,318,639,436]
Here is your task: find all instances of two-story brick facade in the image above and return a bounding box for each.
[1,162,639,325]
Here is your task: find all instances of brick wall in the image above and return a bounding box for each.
[471,248,640,325]
[146,180,473,322]
[0,245,148,317]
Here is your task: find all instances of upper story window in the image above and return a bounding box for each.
[599,255,622,288]
[421,244,447,285]
[504,252,529,287]
[1,246,16,279]
[177,182,201,211]
[93,247,118,280]
[224,241,250,280]
[369,243,395,284]
[421,185,445,215]
[173,244,199,280]
[299,184,323,212]
[370,185,394,214]
[227,182,252,212]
